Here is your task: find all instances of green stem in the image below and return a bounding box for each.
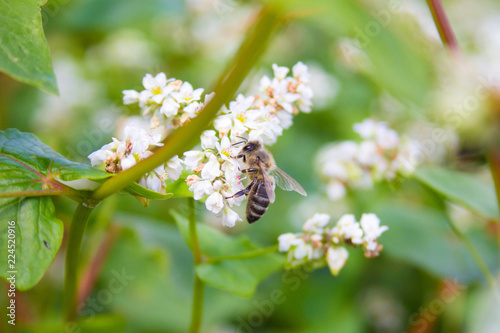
[188,198,204,333]
[446,218,498,293]
[189,276,205,333]
[0,184,86,202]
[63,202,95,322]
[427,0,499,296]
[0,189,67,198]
[426,0,461,55]
[188,197,202,265]
[91,7,282,202]
[207,244,280,264]
[488,149,500,217]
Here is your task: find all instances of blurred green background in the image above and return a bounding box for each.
[1,0,500,332]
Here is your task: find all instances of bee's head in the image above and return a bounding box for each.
[241,140,261,153]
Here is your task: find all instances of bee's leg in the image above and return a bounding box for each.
[239,168,259,174]
[225,178,256,199]
[237,154,246,163]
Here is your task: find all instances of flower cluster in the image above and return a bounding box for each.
[183,62,313,226]
[89,71,211,194]
[123,72,210,132]
[212,62,313,145]
[278,213,388,276]
[88,125,183,194]
[88,62,314,221]
[184,133,246,227]
[317,119,421,200]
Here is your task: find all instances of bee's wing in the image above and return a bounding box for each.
[271,166,307,197]
[257,159,276,203]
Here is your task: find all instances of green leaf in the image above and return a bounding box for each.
[264,0,433,105]
[0,128,91,290]
[0,129,110,186]
[0,129,173,201]
[123,182,173,201]
[414,167,499,220]
[0,0,58,94]
[173,212,285,297]
[102,216,255,332]
[375,204,499,283]
[0,196,63,290]
[60,0,184,31]
[0,129,171,289]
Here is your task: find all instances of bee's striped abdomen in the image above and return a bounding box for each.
[246,180,270,223]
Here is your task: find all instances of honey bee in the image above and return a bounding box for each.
[227,139,307,223]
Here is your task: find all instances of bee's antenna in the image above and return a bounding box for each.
[231,141,246,147]
[231,136,248,147]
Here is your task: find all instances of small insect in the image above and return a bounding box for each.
[227,139,307,223]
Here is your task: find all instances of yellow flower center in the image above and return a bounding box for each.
[222,149,230,158]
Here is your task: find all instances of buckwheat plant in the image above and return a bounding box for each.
[89,62,314,227]
[278,213,388,275]
[183,62,312,226]
[88,72,207,195]
[316,118,421,200]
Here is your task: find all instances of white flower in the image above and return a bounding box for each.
[138,90,153,108]
[212,179,222,191]
[171,82,203,105]
[215,135,234,161]
[123,126,163,152]
[222,206,242,227]
[205,192,224,214]
[326,181,346,200]
[87,139,120,166]
[318,119,416,200]
[335,214,364,245]
[201,130,218,150]
[143,72,171,95]
[121,155,137,170]
[272,63,289,80]
[229,94,254,114]
[259,75,272,93]
[292,239,311,260]
[296,83,313,113]
[189,180,214,200]
[186,174,200,187]
[365,239,379,251]
[160,98,180,117]
[278,211,386,274]
[326,246,348,276]
[184,101,203,118]
[353,118,378,139]
[123,90,140,105]
[273,82,299,113]
[276,110,293,129]
[201,154,222,181]
[303,213,330,233]
[214,114,233,133]
[360,213,388,240]
[183,150,205,170]
[88,125,163,177]
[292,62,310,83]
[139,168,166,194]
[278,233,298,252]
[357,141,378,165]
[375,126,399,149]
[165,155,183,181]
